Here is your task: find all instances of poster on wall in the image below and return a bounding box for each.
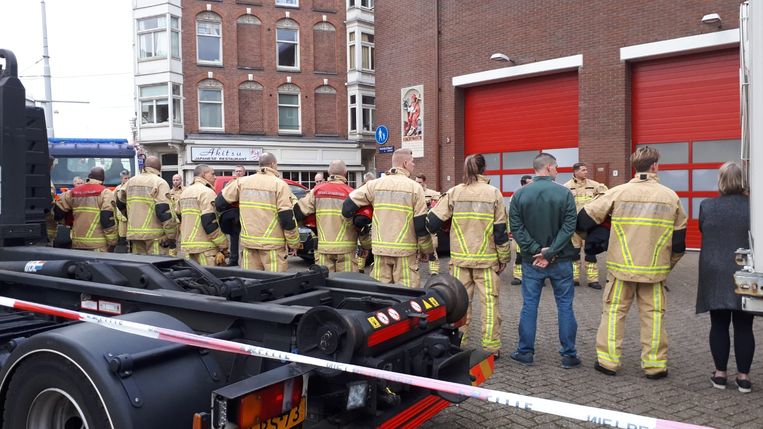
[400,85,424,158]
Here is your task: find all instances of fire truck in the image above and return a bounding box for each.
[0,49,492,428]
[48,137,137,193]
[735,1,763,311]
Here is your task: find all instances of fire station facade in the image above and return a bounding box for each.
[374,1,744,247]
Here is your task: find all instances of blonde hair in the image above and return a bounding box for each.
[631,146,660,172]
[718,161,745,195]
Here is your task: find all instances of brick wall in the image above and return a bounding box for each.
[376,0,743,190]
[183,0,347,137]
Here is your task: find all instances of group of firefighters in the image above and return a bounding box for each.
[50,145,685,376]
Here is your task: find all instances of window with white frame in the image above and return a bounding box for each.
[348,32,356,70]
[349,0,373,8]
[349,94,357,132]
[361,95,375,132]
[276,20,299,70]
[138,16,168,60]
[361,33,374,71]
[276,0,298,7]
[170,16,180,59]
[278,84,301,133]
[139,83,182,125]
[198,80,223,130]
[197,12,222,64]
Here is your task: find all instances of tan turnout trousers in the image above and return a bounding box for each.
[131,240,163,256]
[371,254,420,288]
[596,273,667,376]
[242,248,288,272]
[186,248,219,267]
[317,252,357,273]
[451,265,502,354]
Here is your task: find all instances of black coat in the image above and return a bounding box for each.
[696,194,750,313]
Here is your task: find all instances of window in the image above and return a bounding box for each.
[170,16,180,58]
[361,95,375,132]
[276,0,298,6]
[349,94,357,132]
[197,13,222,64]
[349,0,373,8]
[278,84,301,133]
[140,84,181,125]
[348,32,356,70]
[276,20,299,70]
[361,33,374,71]
[138,16,167,60]
[198,80,223,130]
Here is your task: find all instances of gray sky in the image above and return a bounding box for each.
[0,0,134,140]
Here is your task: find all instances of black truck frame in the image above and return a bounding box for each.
[0,49,491,429]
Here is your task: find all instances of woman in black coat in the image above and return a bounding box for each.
[697,161,753,393]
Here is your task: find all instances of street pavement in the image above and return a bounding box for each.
[288,251,763,428]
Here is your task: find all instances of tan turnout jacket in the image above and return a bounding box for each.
[117,167,177,241]
[583,172,687,283]
[349,168,433,257]
[430,175,510,268]
[564,177,608,211]
[297,175,359,254]
[179,177,228,254]
[422,187,441,208]
[56,179,117,249]
[221,167,300,250]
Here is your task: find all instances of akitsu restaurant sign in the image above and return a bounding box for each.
[191,146,263,162]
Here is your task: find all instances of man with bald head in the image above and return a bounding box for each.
[116,156,177,255]
[343,148,433,287]
[216,152,300,272]
[54,166,118,252]
[295,160,370,272]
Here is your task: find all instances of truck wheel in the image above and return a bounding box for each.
[3,354,112,429]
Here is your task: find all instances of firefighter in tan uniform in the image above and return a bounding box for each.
[295,160,368,272]
[168,174,184,257]
[578,147,687,379]
[112,170,131,253]
[46,156,59,245]
[415,174,441,275]
[116,156,177,255]
[179,165,228,266]
[427,154,510,357]
[216,153,300,272]
[54,167,118,252]
[354,172,376,273]
[342,148,433,288]
[563,163,608,289]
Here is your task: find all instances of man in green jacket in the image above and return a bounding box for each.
[509,152,580,369]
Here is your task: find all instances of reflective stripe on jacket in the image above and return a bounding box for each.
[221,167,299,250]
[298,176,357,254]
[118,167,177,241]
[430,175,510,268]
[583,173,687,283]
[349,168,432,257]
[57,180,117,249]
[180,177,228,254]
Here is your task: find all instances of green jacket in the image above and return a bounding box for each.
[509,176,577,262]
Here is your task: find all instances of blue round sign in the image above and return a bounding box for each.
[375,125,389,145]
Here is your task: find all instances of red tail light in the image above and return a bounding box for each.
[237,376,303,428]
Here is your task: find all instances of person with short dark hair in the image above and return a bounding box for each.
[511,175,534,285]
[510,152,580,369]
[54,167,117,252]
[179,165,228,266]
[563,162,608,289]
[579,146,687,379]
[696,161,754,392]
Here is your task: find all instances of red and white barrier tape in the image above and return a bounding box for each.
[0,296,708,429]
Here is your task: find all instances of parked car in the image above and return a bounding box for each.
[213,176,317,262]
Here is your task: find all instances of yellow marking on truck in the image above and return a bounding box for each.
[367,316,381,329]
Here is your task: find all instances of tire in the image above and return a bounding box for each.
[3,354,112,429]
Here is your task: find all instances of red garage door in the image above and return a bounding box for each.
[632,48,740,249]
[464,71,579,200]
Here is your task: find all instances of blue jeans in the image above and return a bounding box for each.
[517,260,578,357]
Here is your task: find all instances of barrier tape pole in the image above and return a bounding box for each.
[0,295,708,429]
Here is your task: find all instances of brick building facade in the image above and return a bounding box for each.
[134,0,372,187]
[375,0,744,247]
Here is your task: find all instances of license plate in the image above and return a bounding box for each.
[257,398,306,429]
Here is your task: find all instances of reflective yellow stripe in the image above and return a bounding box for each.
[240,201,277,210]
[451,220,469,256]
[483,268,495,347]
[315,209,342,215]
[126,196,154,204]
[394,213,413,243]
[612,223,634,266]
[72,207,100,213]
[650,284,663,364]
[401,255,410,287]
[450,252,497,261]
[240,234,286,244]
[642,359,667,368]
[72,237,108,243]
[597,352,620,364]
[262,215,279,239]
[452,213,494,221]
[270,250,277,272]
[606,278,624,363]
[606,261,671,274]
[651,227,673,267]
[373,203,413,212]
[611,217,674,227]
[372,242,417,250]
